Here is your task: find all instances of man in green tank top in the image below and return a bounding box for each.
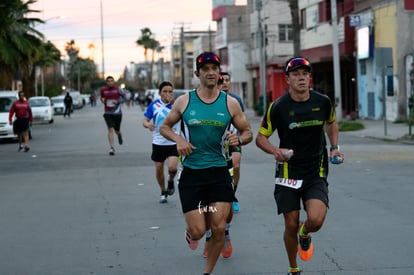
[160,52,253,275]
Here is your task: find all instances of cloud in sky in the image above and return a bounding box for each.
[32,0,217,79]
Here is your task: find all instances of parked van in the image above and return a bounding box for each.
[69,91,83,109]
[0,91,19,139]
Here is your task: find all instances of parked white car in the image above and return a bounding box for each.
[28,96,54,124]
[51,95,66,115]
[0,91,19,139]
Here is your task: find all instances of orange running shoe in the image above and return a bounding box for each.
[202,241,208,258]
[298,231,313,261]
[221,234,233,258]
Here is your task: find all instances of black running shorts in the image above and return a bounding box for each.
[274,177,329,215]
[13,118,30,134]
[151,144,178,162]
[103,113,122,131]
[178,166,235,213]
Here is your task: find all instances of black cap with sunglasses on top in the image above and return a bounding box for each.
[196,52,221,71]
[285,57,312,75]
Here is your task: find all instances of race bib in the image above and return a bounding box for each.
[106,100,116,107]
[275,177,303,189]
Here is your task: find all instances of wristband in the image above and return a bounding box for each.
[330,145,340,151]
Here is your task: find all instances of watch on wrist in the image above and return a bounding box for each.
[238,136,243,146]
[330,145,340,151]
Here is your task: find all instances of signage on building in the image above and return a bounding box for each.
[349,15,361,27]
[213,0,235,9]
[405,0,414,10]
[357,26,373,59]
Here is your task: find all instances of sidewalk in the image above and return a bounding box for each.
[245,108,414,144]
[344,119,414,144]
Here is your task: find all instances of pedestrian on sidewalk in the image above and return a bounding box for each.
[160,52,253,275]
[143,81,179,203]
[256,56,344,275]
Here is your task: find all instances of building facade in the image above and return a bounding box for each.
[213,1,251,106]
[248,0,294,111]
[355,0,414,121]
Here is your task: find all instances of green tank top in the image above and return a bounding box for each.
[181,89,232,169]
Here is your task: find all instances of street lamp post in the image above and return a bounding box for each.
[257,0,267,115]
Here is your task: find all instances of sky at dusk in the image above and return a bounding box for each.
[31,0,226,79]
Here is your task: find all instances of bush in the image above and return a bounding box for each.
[338,121,364,131]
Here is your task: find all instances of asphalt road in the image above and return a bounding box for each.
[1,103,413,275]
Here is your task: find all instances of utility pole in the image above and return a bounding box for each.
[77,65,81,92]
[257,0,266,114]
[208,24,212,52]
[180,25,185,89]
[403,0,414,136]
[331,0,342,120]
[41,68,44,96]
[100,0,105,78]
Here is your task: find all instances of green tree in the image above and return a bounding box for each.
[64,40,97,92]
[0,0,44,96]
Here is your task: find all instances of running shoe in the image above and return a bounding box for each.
[109,147,115,156]
[287,271,301,275]
[221,234,232,258]
[159,191,167,203]
[18,144,23,152]
[185,230,199,250]
[232,201,240,212]
[24,146,30,152]
[202,241,208,258]
[167,180,175,196]
[117,134,123,145]
[298,223,313,261]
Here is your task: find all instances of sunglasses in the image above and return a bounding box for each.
[198,53,221,65]
[218,75,224,84]
[286,57,311,72]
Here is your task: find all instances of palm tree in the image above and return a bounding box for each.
[35,41,61,96]
[136,27,160,88]
[0,0,45,96]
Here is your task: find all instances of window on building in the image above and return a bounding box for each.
[219,48,228,65]
[360,60,366,75]
[279,24,293,42]
[216,19,223,34]
[251,33,256,48]
[248,0,254,13]
[300,9,306,29]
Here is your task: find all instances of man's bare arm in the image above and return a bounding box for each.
[325,120,339,146]
[160,94,196,156]
[227,96,253,146]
